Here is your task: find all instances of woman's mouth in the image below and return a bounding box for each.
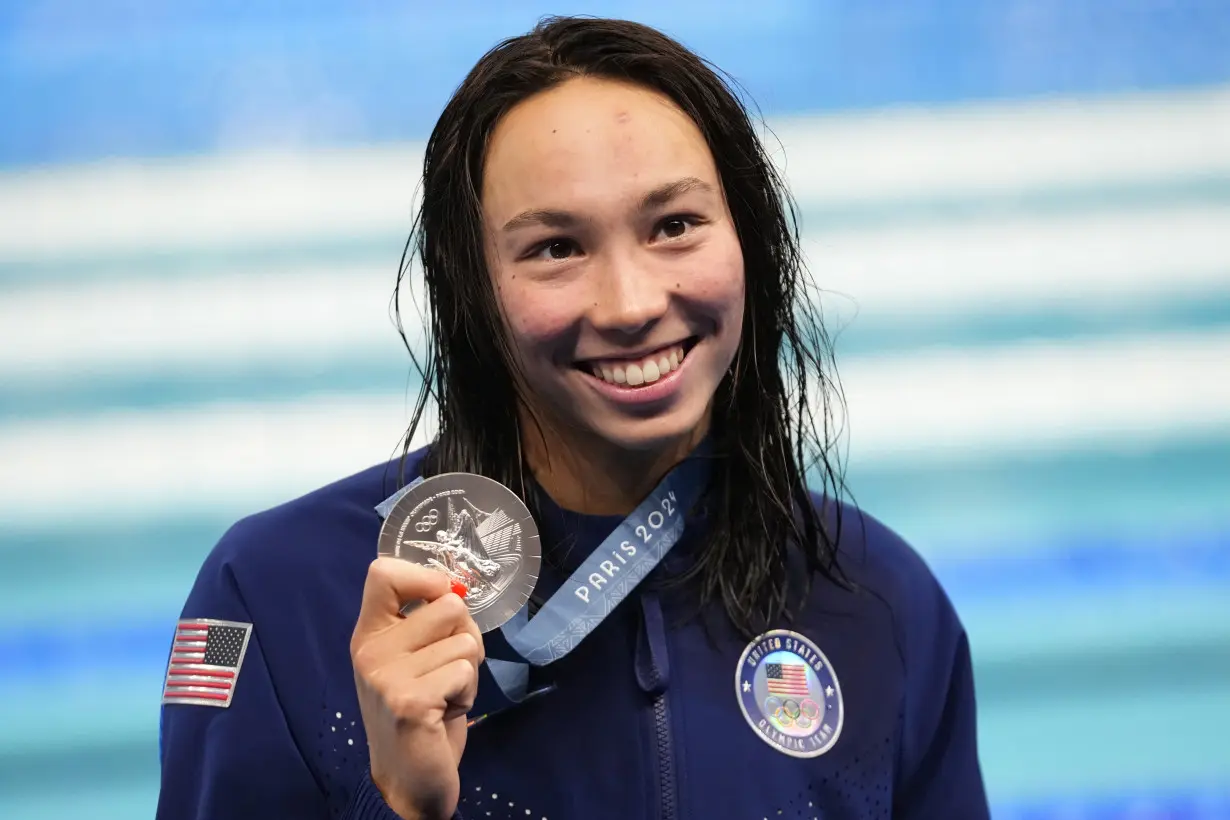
[577,337,697,387]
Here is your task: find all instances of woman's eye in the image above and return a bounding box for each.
[661,218,687,238]
[654,215,698,241]
[533,239,577,261]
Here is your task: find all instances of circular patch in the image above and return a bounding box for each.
[735,629,844,758]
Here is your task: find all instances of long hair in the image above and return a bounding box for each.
[393,15,847,637]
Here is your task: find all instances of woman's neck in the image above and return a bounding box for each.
[520,411,708,516]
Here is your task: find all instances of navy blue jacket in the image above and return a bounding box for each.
[157,447,990,818]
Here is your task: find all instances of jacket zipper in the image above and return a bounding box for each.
[637,593,677,820]
[653,692,677,820]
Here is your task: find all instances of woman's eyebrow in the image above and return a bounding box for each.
[639,176,712,211]
[500,177,714,234]
[502,208,579,233]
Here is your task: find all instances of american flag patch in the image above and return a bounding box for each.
[162,619,253,708]
[766,661,810,697]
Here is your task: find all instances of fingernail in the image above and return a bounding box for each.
[451,580,468,598]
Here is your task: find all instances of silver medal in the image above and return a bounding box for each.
[377,472,541,633]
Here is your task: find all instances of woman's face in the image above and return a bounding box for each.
[482,76,745,457]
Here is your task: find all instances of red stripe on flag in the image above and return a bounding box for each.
[164,690,229,701]
[168,668,235,678]
[166,680,232,690]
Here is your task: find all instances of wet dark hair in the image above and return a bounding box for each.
[394,15,847,637]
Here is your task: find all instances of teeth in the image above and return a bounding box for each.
[586,344,688,387]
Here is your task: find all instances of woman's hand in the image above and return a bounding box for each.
[351,558,483,820]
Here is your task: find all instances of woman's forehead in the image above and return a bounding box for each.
[482,77,720,220]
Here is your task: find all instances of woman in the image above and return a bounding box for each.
[157,16,990,820]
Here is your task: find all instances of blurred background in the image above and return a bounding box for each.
[2,1,1229,817]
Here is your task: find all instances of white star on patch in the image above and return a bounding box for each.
[742,680,751,693]
[825,685,834,697]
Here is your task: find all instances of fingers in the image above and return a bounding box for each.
[403,632,483,681]
[354,558,452,637]
[452,596,483,668]
[359,592,484,669]
[420,658,481,721]
[376,652,480,725]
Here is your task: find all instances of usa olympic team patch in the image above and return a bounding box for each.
[736,629,843,758]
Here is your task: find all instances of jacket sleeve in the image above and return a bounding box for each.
[893,588,991,818]
[156,547,411,820]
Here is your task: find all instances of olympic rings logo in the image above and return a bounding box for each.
[414,508,439,532]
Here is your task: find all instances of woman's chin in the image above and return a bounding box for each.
[584,410,710,458]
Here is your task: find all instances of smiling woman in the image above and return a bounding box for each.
[483,77,745,511]
[156,16,990,820]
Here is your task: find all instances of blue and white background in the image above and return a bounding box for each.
[1,2,1228,817]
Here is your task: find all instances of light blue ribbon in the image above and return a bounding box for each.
[375,452,708,701]
[375,476,423,520]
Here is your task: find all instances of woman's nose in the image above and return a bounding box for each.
[589,251,670,336]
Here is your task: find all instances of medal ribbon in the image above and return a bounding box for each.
[375,448,709,701]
